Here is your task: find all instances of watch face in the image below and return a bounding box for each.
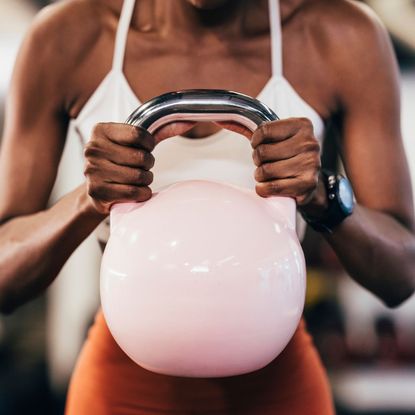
[338,178,354,214]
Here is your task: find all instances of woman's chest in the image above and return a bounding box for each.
[69,20,332,122]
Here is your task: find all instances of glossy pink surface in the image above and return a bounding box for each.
[101,180,306,377]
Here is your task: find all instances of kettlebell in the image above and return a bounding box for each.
[100,90,306,378]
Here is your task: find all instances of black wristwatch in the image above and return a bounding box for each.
[301,170,354,233]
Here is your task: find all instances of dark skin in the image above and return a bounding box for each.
[0,0,414,314]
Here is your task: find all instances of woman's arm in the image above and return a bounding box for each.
[0,4,157,313]
[252,3,415,307]
[0,9,107,313]
[0,186,104,313]
[314,5,415,307]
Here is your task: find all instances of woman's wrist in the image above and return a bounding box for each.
[74,184,108,224]
[298,173,329,218]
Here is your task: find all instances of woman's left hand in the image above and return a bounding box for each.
[251,118,322,207]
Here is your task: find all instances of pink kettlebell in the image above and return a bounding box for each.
[100,90,306,378]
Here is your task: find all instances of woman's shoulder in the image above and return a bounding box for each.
[302,0,389,51]
[16,0,121,115]
[27,0,118,61]
[298,0,395,99]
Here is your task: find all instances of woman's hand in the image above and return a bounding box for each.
[251,118,324,210]
[84,123,156,214]
[84,121,197,214]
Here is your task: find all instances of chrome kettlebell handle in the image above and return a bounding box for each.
[125,89,279,134]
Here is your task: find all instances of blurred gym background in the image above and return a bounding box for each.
[0,1,414,414]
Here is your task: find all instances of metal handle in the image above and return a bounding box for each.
[122,90,295,228]
[125,89,278,134]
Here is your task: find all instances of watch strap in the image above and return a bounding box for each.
[302,170,353,233]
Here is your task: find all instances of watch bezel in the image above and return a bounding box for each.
[335,175,355,215]
[301,171,354,233]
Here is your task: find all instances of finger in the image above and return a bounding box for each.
[84,140,155,170]
[251,118,312,148]
[153,122,196,142]
[252,134,307,165]
[103,140,155,169]
[84,159,153,186]
[88,181,152,204]
[215,122,253,139]
[255,177,313,198]
[94,123,155,151]
[254,156,304,182]
[101,161,154,186]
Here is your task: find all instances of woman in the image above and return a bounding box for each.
[1,0,414,413]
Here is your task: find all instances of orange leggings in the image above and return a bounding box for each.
[65,311,334,414]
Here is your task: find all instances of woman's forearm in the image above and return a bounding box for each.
[0,184,105,313]
[325,204,415,307]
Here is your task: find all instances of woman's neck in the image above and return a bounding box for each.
[129,0,307,39]
[154,0,249,40]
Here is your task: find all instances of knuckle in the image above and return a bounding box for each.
[311,140,320,153]
[91,122,114,140]
[298,117,313,130]
[136,169,146,183]
[83,145,91,159]
[252,149,260,165]
[87,182,104,200]
[91,123,104,138]
[260,122,274,138]
[257,164,271,180]
[256,144,267,161]
[312,151,321,165]
[146,152,155,168]
[135,125,150,138]
[134,150,145,166]
[251,130,262,148]
[127,125,140,142]
[135,124,153,141]
[136,169,153,184]
[136,150,154,167]
[304,172,318,189]
[263,162,273,176]
[83,143,100,159]
[302,138,320,154]
[143,170,154,185]
[128,126,155,150]
[83,161,97,176]
[310,175,319,188]
[254,167,262,181]
[305,152,321,168]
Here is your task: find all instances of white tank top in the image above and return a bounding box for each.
[68,0,325,242]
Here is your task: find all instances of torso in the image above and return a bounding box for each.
[65,0,335,132]
[62,1,338,412]
[63,0,329,243]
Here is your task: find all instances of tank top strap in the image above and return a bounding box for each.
[268,0,283,76]
[112,0,136,72]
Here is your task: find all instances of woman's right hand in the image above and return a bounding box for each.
[84,123,155,214]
